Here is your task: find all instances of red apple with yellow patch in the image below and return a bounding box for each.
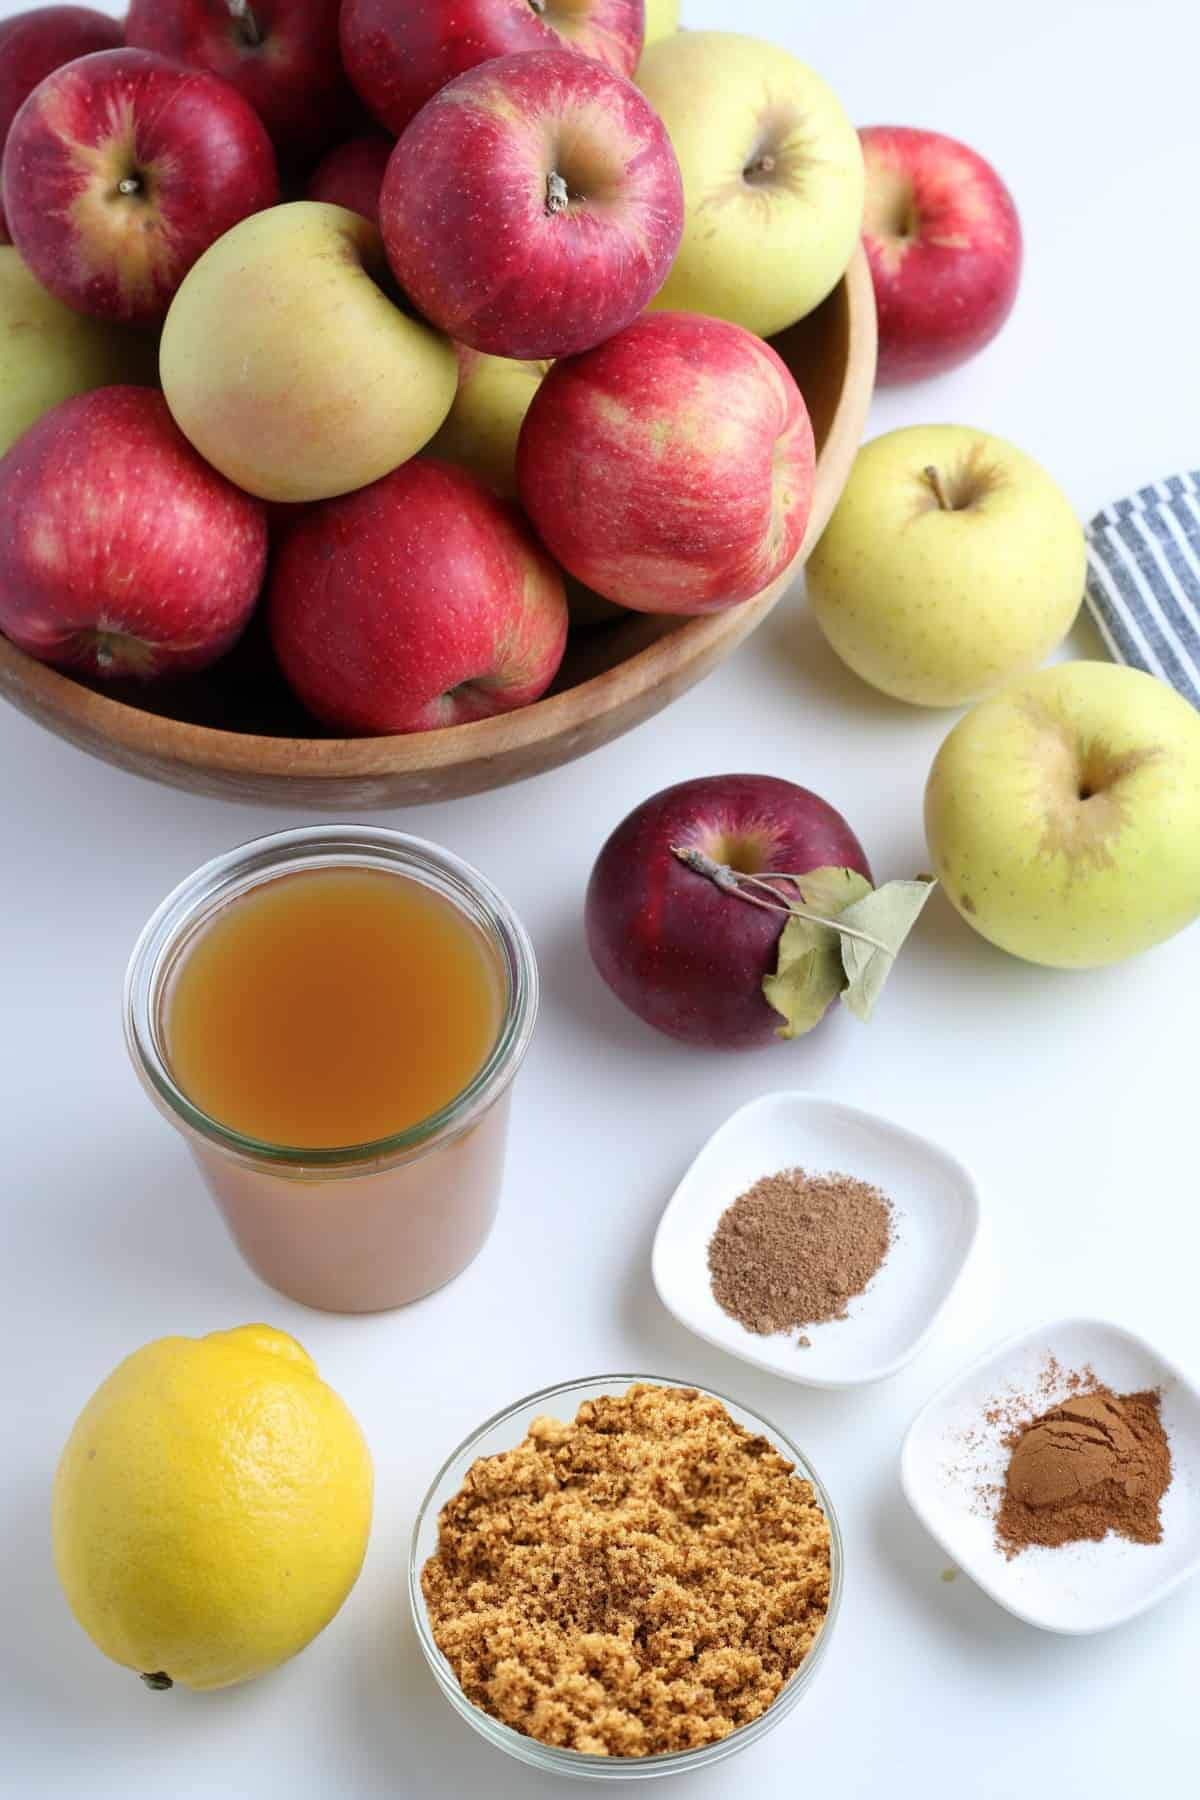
[0,4,123,240]
[860,125,1022,385]
[2,48,278,325]
[517,311,814,614]
[380,49,682,360]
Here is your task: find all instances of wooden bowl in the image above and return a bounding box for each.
[0,249,876,808]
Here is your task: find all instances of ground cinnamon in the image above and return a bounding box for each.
[996,1385,1172,1557]
[708,1167,893,1340]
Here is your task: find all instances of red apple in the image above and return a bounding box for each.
[124,0,355,165]
[0,385,267,679]
[304,131,391,223]
[0,5,123,238]
[586,775,873,1048]
[518,311,814,613]
[268,458,569,734]
[860,125,1022,385]
[381,50,682,360]
[2,48,278,325]
[340,0,644,137]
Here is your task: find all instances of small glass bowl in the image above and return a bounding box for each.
[409,1373,843,1781]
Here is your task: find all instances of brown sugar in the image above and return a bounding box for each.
[996,1386,1172,1557]
[421,1384,832,1758]
[708,1167,893,1339]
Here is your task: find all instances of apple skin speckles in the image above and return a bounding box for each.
[379,50,682,361]
[340,0,644,137]
[267,459,568,736]
[0,385,267,679]
[516,311,814,615]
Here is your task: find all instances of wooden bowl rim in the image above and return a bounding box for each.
[0,246,876,783]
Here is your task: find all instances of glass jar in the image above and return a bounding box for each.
[124,825,537,1314]
[410,1373,844,1781]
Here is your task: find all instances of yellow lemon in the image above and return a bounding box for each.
[53,1324,373,1691]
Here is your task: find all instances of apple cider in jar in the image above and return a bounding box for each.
[164,868,505,1151]
[124,829,538,1313]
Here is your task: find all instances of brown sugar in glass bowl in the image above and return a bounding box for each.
[409,1374,844,1781]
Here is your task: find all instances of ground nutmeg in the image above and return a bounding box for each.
[708,1166,893,1341]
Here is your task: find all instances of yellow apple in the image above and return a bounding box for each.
[159,203,457,503]
[807,424,1085,707]
[426,345,548,498]
[643,0,680,51]
[637,32,864,339]
[925,662,1200,968]
[0,247,156,457]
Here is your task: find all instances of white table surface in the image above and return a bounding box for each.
[3,1,1199,1794]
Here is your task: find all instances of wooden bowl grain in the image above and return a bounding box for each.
[0,247,876,809]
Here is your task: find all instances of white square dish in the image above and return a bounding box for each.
[900,1317,1200,1633]
[651,1091,980,1389]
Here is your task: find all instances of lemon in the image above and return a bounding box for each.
[53,1324,373,1691]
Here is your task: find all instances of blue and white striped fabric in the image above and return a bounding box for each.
[1085,473,1200,709]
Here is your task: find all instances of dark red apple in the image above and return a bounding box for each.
[518,312,814,613]
[860,125,1022,385]
[586,775,873,1048]
[0,5,123,238]
[124,0,355,164]
[2,47,278,324]
[304,131,391,223]
[380,49,682,360]
[0,385,267,679]
[268,459,569,734]
[340,0,644,137]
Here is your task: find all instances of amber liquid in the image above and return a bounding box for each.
[163,867,505,1150]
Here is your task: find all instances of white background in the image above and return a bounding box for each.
[3,1,1199,1795]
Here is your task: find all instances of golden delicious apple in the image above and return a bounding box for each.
[807,424,1085,706]
[0,247,156,457]
[925,662,1200,968]
[427,346,548,498]
[643,0,679,50]
[637,32,864,339]
[159,203,457,503]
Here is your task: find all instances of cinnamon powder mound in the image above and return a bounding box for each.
[996,1386,1172,1557]
[708,1167,893,1339]
[421,1385,831,1758]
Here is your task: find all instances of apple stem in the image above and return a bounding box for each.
[924,464,953,511]
[545,172,569,215]
[226,0,262,46]
[529,0,547,12]
[745,152,777,179]
[670,846,891,953]
[117,176,141,196]
[140,1672,173,1691]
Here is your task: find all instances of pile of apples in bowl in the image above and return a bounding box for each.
[0,0,875,807]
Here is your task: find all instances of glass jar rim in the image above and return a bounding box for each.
[123,824,538,1171]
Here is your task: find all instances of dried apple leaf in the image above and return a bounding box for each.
[838,878,937,1022]
[782,866,876,918]
[762,867,873,1038]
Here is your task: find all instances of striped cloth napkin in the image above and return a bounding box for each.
[1085,473,1200,708]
